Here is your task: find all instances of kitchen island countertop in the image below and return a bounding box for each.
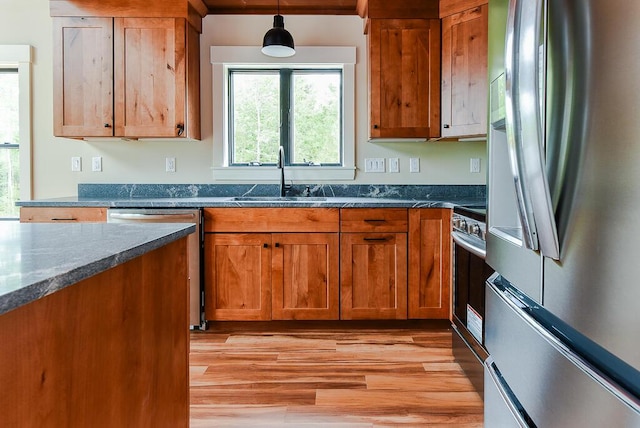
[0,222,195,316]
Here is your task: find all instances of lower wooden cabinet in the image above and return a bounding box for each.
[408,208,452,319]
[203,207,451,322]
[340,232,408,320]
[204,233,272,321]
[272,233,339,320]
[203,208,340,321]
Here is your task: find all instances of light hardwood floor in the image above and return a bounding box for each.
[189,324,484,427]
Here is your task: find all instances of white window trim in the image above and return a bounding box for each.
[210,46,356,181]
[0,45,32,202]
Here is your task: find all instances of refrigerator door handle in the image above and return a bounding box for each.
[505,0,560,259]
[485,357,532,428]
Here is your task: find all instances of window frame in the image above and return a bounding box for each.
[211,46,356,181]
[227,67,344,167]
[0,46,32,220]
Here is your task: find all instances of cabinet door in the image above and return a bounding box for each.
[204,234,271,321]
[114,18,186,138]
[53,17,114,137]
[408,209,452,319]
[368,19,441,139]
[272,233,339,320]
[441,4,488,137]
[340,233,408,319]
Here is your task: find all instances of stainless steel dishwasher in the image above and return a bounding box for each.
[107,208,204,329]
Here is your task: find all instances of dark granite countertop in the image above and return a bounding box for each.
[16,195,486,209]
[0,222,195,316]
[16,183,486,209]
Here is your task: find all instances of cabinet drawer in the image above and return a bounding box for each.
[204,208,339,233]
[20,207,107,223]
[340,208,408,233]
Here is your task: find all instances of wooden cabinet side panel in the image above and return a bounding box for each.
[19,207,108,223]
[115,18,186,137]
[272,233,340,320]
[408,209,452,319]
[340,233,408,320]
[53,17,114,137]
[441,4,488,137]
[0,239,189,427]
[186,22,201,139]
[204,234,271,321]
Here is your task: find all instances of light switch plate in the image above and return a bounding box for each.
[166,157,176,173]
[470,158,481,173]
[91,156,102,172]
[409,158,420,173]
[388,158,399,173]
[364,158,385,173]
[71,157,81,172]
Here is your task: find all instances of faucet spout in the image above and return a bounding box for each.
[278,146,287,197]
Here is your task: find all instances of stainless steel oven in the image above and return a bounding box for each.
[107,208,204,330]
[452,206,493,396]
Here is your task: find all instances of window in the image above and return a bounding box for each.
[0,69,19,219]
[211,46,356,181]
[0,45,32,220]
[229,69,342,166]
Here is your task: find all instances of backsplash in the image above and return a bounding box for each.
[78,183,486,201]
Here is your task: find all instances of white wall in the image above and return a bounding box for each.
[0,1,486,199]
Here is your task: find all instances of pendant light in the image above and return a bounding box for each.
[261,0,295,57]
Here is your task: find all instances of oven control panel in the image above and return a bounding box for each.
[453,214,486,241]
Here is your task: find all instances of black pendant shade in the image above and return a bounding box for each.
[262,13,295,57]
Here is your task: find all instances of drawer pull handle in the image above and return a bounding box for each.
[364,237,389,242]
[51,218,77,221]
[364,219,386,223]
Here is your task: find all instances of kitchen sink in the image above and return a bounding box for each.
[229,196,328,202]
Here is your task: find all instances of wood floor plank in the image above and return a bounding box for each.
[189,326,483,426]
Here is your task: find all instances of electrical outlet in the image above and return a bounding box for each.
[470,158,481,173]
[71,157,81,172]
[166,157,176,173]
[410,158,420,173]
[364,158,385,173]
[388,158,399,173]
[91,156,102,172]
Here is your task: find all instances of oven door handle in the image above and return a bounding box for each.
[452,231,486,260]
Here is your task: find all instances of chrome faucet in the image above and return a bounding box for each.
[277,146,290,197]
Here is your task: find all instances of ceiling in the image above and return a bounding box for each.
[203,0,361,16]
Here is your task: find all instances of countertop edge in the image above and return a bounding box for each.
[0,224,195,317]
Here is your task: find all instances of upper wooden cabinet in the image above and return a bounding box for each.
[440,0,488,137]
[51,0,203,139]
[367,18,441,139]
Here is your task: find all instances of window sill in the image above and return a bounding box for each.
[212,166,355,181]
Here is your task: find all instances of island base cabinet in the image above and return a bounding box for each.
[204,233,272,321]
[340,233,408,319]
[272,233,340,320]
[0,238,189,427]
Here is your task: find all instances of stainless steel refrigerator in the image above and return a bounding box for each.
[485,0,640,425]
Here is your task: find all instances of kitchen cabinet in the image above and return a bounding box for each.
[19,207,107,222]
[367,18,441,139]
[203,208,340,321]
[53,16,200,139]
[440,0,489,137]
[408,208,452,319]
[340,208,408,319]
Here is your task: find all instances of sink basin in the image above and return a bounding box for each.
[230,196,328,202]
